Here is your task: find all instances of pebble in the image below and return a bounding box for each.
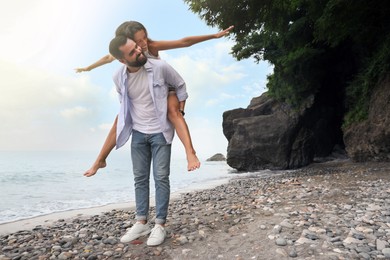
[1,160,390,259]
[383,248,390,258]
[275,238,287,246]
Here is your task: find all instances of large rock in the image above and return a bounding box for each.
[222,93,342,171]
[343,75,390,161]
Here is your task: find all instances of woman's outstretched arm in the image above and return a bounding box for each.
[148,26,234,55]
[75,54,116,73]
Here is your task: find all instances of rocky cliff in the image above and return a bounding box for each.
[343,75,390,162]
[222,75,389,171]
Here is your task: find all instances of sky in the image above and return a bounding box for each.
[0,0,271,161]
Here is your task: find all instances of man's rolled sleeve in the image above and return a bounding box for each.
[160,60,188,101]
[175,82,188,102]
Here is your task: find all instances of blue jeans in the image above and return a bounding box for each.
[131,130,171,225]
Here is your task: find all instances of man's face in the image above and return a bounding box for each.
[119,38,147,68]
[133,30,148,52]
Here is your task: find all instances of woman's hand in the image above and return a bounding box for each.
[215,25,234,38]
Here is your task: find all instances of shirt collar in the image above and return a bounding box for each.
[120,64,128,78]
[144,60,152,72]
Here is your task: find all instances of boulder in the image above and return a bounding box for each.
[222,92,343,171]
[343,75,390,161]
[206,153,226,161]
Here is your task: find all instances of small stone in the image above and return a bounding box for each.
[288,248,298,258]
[358,252,370,260]
[343,237,365,244]
[382,248,390,258]
[275,248,288,257]
[330,236,341,242]
[295,237,318,245]
[279,219,294,229]
[51,246,62,252]
[272,225,282,234]
[103,237,117,245]
[177,235,189,245]
[275,238,287,246]
[376,239,388,251]
[1,246,13,252]
[86,255,98,260]
[103,251,113,257]
[58,252,72,260]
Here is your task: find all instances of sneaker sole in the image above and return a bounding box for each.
[147,239,165,246]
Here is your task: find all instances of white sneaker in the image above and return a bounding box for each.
[120,222,151,243]
[146,225,166,246]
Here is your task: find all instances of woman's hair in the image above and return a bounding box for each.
[115,21,149,40]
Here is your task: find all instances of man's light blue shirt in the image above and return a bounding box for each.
[113,58,188,149]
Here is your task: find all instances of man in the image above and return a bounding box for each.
[108,35,188,246]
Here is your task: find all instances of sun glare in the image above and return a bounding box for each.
[0,1,101,67]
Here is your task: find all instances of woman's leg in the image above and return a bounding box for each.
[167,92,200,171]
[84,116,118,177]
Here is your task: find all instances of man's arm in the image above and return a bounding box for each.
[161,61,188,102]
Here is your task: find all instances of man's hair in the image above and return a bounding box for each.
[115,21,148,39]
[109,35,128,59]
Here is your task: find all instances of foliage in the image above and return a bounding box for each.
[343,34,390,127]
[184,0,390,122]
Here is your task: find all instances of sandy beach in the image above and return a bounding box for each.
[1,159,390,259]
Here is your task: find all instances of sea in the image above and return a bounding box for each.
[0,150,249,225]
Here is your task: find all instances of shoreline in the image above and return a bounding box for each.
[2,160,390,259]
[0,176,232,235]
[0,202,133,235]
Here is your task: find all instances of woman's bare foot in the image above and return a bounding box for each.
[187,152,200,171]
[84,160,107,177]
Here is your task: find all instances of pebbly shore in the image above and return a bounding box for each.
[1,159,390,260]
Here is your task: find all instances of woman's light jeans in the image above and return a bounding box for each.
[131,130,171,225]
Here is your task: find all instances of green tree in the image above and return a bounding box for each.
[184,0,390,122]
